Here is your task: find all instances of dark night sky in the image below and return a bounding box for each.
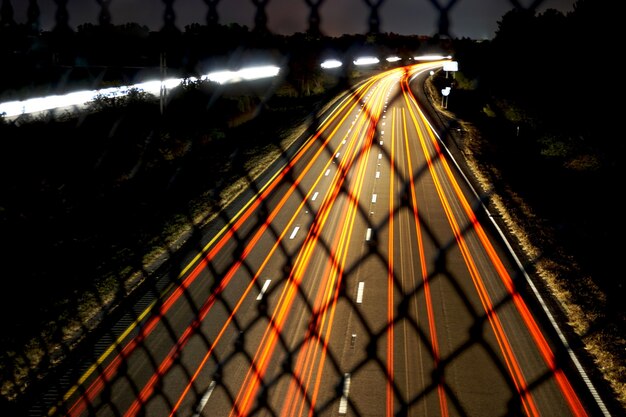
[10,0,576,40]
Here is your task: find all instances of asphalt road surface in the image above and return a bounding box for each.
[35,62,613,417]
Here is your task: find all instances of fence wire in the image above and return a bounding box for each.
[0,1,620,417]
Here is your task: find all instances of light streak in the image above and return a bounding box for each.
[404,70,539,416]
[61,68,377,417]
[386,106,396,417]
[399,95,449,415]
[404,64,589,416]
[228,79,383,416]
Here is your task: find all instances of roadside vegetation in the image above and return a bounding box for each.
[430,0,624,408]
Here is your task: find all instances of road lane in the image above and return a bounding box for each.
[46,63,610,417]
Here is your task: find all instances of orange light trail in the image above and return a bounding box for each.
[228,157,347,416]
[431,129,588,417]
[228,79,385,416]
[402,68,540,417]
[294,121,373,417]
[406,67,588,417]
[164,91,376,416]
[164,80,388,416]
[399,97,449,416]
[272,99,375,417]
[64,76,379,417]
[286,74,396,417]
[124,79,384,417]
[386,107,396,417]
[65,62,590,417]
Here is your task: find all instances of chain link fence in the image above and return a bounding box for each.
[0,1,621,416]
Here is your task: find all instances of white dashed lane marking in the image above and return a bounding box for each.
[256,280,271,301]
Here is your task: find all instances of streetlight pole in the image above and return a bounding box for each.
[160,52,167,115]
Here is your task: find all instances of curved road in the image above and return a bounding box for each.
[37,63,613,417]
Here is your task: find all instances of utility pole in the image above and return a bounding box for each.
[160,52,167,115]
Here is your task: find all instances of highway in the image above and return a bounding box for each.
[39,62,610,417]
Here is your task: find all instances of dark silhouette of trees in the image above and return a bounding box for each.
[446,0,625,352]
[1,19,431,102]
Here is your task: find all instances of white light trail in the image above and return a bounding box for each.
[0,65,280,118]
